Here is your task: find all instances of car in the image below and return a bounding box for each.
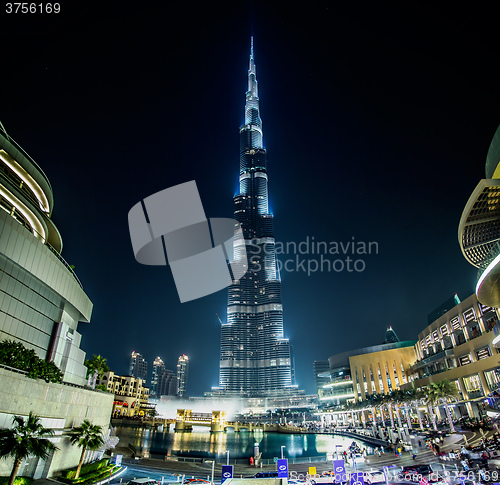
[363,471,385,484]
[402,465,433,476]
[382,465,402,479]
[126,480,158,485]
[419,477,447,485]
[185,481,210,485]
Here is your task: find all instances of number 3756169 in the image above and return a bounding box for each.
[6,3,61,13]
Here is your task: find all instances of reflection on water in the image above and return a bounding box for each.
[115,425,374,460]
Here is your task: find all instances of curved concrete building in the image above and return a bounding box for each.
[0,123,113,479]
[0,124,92,385]
[459,125,500,307]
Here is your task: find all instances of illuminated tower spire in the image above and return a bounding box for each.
[217,38,294,397]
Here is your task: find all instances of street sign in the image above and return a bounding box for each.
[221,465,233,484]
[277,459,288,478]
[350,472,364,485]
[333,459,346,484]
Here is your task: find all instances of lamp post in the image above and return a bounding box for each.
[206,460,215,485]
[226,450,230,465]
[281,446,285,459]
[335,444,342,460]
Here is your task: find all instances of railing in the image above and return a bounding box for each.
[0,131,52,191]
[467,390,485,400]
[412,349,454,369]
[44,241,83,288]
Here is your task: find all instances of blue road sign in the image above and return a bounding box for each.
[221,465,233,484]
[277,459,288,478]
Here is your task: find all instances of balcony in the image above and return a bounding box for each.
[412,349,454,371]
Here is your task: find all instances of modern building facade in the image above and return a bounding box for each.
[151,356,165,397]
[177,354,189,397]
[0,125,92,385]
[350,343,416,401]
[408,292,500,417]
[459,125,500,307]
[130,350,148,382]
[313,360,330,394]
[158,368,178,396]
[0,123,113,477]
[317,328,416,408]
[217,38,294,397]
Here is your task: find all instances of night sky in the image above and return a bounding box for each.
[2,3,499,396]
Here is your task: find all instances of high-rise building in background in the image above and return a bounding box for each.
[383,326,400,344]
[151,356,165,397]
[217,38,295,397]
[177,354,189,397]
[130,351,147,382]
[158,368,178,396]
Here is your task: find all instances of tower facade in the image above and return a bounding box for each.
[176,354,189,397]
[218,39,294,397]
[151,356,165,397]
[130,351,147,382]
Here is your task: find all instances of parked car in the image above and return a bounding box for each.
[363,470,385,484]
[400,465,434,482]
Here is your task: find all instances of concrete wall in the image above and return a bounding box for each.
[0,367,113,479]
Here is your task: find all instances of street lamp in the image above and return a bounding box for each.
[226,450,230,465]
[280,446,285,459]
[335,444,342,460]
[206,460,215,485]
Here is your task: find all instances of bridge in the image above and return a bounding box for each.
[139,409,311,434]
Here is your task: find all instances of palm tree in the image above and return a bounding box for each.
[69,420,104,479]
[84,355,109,380]
[428,379,459,432]
[391,389,405,428]
[382,393,395,428]
[405,387,425,430]
[0,412,58,485]
[422,386,438,431]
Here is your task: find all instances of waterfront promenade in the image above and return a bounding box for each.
[112,428,500,480]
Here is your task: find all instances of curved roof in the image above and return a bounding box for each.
[486,125,500,179]
[458,179,500,267]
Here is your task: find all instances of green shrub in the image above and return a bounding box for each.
[0,478,34,485]
[59,465,118,485]
[60,458,109,479]
[0,340,63,383]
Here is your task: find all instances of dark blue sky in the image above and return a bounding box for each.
[2,2,499,395]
